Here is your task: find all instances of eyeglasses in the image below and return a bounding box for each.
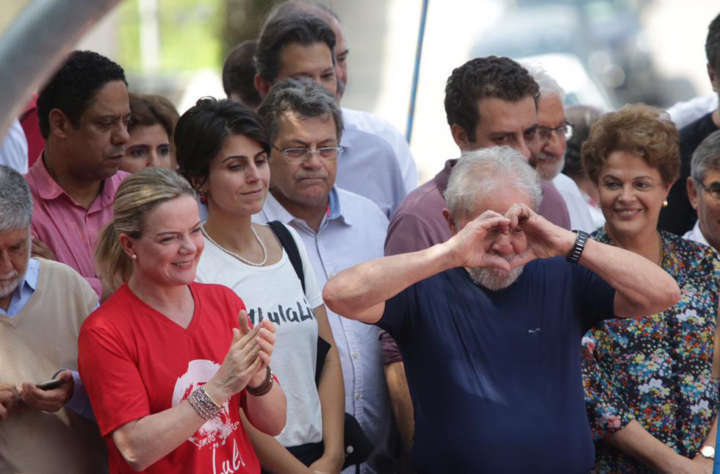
[696,179,720,201]
[272,145,343,162]
[537,122,574,142]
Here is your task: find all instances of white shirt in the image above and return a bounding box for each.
[255,188,392,474]
[683,220,711,247]
[195,225,324,447]
[552,173,598,232]
[339,108,418,218]
[667,95,718,130]
[343,107,418,193]
[0,120,28,174]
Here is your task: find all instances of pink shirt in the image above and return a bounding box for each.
[25,158,128,297]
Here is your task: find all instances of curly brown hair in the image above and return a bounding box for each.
[581,104,680,186]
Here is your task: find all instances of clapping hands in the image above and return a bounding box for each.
[205,310,276,404]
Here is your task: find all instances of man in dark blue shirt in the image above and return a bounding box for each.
[323,146,681,473]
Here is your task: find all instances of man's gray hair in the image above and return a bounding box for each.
[691,130,720,183]
[524,63,565,100]
[257,76,343,144]
[0,165,33,232]
[444,147,542,219]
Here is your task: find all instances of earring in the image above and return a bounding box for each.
[662,200,668,207]
[131,254,137,260]
[199,191,207,204]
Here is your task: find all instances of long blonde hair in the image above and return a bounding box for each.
[95,167,195,293]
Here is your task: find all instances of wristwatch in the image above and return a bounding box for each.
[566,230,590,264]
[700,445,715,459]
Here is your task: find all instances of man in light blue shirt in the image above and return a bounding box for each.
[254,9,415,217]
[255,78,392,474]
[0,165,104,472]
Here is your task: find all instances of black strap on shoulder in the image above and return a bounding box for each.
[267,220,305,293]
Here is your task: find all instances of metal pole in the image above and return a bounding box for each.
[0,0,122,138]
[404,0,429,144]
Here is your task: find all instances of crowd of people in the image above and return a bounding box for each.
[1,2,720,473]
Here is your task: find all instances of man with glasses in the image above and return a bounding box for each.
[685,130,720,251]
[254,10,413,218]
[255,77,392,474]
[527,65,596,232]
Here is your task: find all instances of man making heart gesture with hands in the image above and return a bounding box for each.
[323,146,680,474]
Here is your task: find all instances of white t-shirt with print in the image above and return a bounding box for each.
[196,224,324,447]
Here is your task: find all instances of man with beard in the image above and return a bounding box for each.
[526,65,596,232]
[322,146,680,473]
[0,165,106,473]
[25,50,130,298]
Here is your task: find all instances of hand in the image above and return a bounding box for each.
[247,318,277,388]
[0,384,21,420]
[689,453,713,474]
[665,454,712,474]
[445,210,514,271]
[31,237,57,261]
[19,370,74,412]
[206,310,265,403]
[504,203,575,267]
[308,453,344,474]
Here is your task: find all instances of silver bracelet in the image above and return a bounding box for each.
[188,386,222,421]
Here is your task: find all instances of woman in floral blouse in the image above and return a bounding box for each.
[581,104,720,473]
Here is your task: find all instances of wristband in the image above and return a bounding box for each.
[188,386,222,421]
[247,367,273,397]
[566,230,590,264]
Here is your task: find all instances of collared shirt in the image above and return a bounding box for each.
[0,258,39,317]
[338,109,414,218]
[0,257,95,419]
[255,188,392,473]
[24,157,128,297]
[342,107,418,193]
[683,220,711,247]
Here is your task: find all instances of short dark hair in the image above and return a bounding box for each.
[706,12,720,73]
[37,50,126,138]
[175,97,269,191]
[563,104,603,180]
[255,12,335,83]
[444,56,539,142]
[128,93,178,141]
[222,40,262,108]
[257,77,343,144]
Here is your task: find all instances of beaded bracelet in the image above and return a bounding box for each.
[247,367,274,397]
[188,386,222,421]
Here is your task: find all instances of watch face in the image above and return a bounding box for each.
[701,446,715,458]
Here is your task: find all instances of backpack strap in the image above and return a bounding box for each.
[267,220,306,293]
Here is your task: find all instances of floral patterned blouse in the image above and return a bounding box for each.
[582,229,720,473]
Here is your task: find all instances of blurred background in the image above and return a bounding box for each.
[1,0,717,181]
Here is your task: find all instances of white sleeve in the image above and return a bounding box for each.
[0,120,28,174]
[286,226,323,309]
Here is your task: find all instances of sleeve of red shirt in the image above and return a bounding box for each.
[78,321,151,436]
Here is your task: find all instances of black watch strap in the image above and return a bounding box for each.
[566,230,590,264]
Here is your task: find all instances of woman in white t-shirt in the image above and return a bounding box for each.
[175,98,345,473]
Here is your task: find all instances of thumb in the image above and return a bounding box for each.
[238,309,251,335]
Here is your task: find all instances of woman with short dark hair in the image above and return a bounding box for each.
[176,98,345,474]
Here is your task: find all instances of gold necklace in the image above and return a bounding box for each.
[201,225,268,266]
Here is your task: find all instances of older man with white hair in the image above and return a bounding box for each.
[323,147,680,473]
[527,65,597,232]
[0,165,105,473]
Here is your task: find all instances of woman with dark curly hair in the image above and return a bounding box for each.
[581,104,720,472]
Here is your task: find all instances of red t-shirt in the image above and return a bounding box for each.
[78,282,260,474]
